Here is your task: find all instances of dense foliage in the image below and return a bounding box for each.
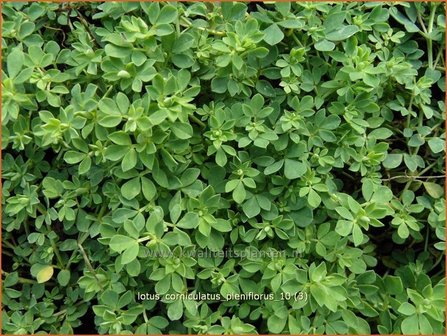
[2,1,446,334]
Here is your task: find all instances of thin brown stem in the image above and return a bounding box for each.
[382,174,445,181]
[78,243,103,290]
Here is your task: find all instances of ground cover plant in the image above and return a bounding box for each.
[1,1,446,334]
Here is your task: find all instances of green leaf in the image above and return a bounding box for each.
[311,263,327,282]
[263,23,284,45]
[326,25,359,41]
[233,182,246,204]
[181,168,200,187]
[156,24,175,37]
[369,127,393,139]
[57,270,71,286]
[121,243,139,264]
[124,219,141,239]
[167,300,183,320]
[109,235,137,253]
[155,275,171,294]
[169,192,182,224]
[157,5,178,24]
[220,281,238,297]
[336,220,353,236]
[242,197,260,218]
[267,314,287,333]
[401,315,419,334]
[310,283,327,307]
[335,207,353,220]
[177,212,199,229]
[423,182,444,198]
[307,189,321,208]
[225,180,239,192]
[389,8,420,33]
[64,151,85,164]
[121,177,141,200]
[173,33,194,53]
[198,220,211,236]
[264,160,283,175]
[141,177,156,201]
[212,218,233,232]
[172,122,193,139]
[284,159,306,179]
[352,224,364,246]
[404,154,419,172]
[122,148,137,172]
[98,115,122,128]
[98,99,122,127]
[104,145,128,161]
[171,273,184,292]
[315,39,335,51]
[384,276,404,294]
[216,148,227,167]
[428,138,444,153]
[109,131,132,146]
[398,302,416,316]
[7,47,24,78]
[79,156,91,175]
[418,314,433,334]
[149,110,167,125]
[397,223,409,239]
[105,44,131,58]
[100,290,119,307]
[383,153,403,169]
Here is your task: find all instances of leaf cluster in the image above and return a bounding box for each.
[1,1,445,334]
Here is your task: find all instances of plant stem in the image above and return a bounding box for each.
[53,309,67,317]
[96,202,109,219]
[340,171,356,181]
[137,236,153,243]
[291,33,304,48]
[426,3,438,69]
[401,101,429,198]
[427,40,433,69]
[24,219,30,238]
[433,48,443,69]
[50,238,65,269]
[382,174,445,181]
[76,9,103,47]
[417,11,428,35]
[78,243,103,290]
[2,271,37,284]
[424,225,430,252]
[54,301,84,317]
[2,250,14,257]
[418,161,438,176]
[18,277,37,284]
[189,114,206,128]
[3,240,16,249]
[142,308,149,323]
[36,203,47,215]
[431,252,445,271]
[66,232,91,268]
[176,13,181,35]
[78,231,90,246]
[103,85,113,98]
[180,17,225,36]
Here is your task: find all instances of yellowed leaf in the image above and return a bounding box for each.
[36,265,54,283]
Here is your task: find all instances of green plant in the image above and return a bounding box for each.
[2,1,445,335]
